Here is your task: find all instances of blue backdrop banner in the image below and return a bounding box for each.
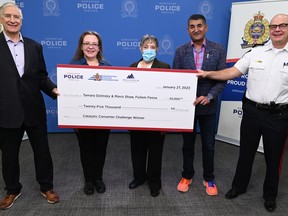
[15,0,252,132]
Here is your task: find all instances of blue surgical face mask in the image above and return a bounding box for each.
[142,49,156,62]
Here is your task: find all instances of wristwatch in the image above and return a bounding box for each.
[206,93,214,101]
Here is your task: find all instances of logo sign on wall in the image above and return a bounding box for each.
[121,0,138,18]
[158,34,174,55]
[226,0,288,61]
[76,0,105,13]
[43,0,60,16]
[154,2,181,15]
[241,11,270,49]
[198,0,213,20]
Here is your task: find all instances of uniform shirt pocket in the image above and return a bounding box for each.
[248,62,265,81]
[280,68,288,85]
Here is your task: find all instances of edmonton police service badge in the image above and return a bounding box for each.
[241,11,269,49]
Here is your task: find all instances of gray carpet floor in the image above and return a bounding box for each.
[0,132,287,216]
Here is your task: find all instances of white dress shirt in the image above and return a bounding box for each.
[235,42,288,104]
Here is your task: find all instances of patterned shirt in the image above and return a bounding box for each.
[191,39,206,69]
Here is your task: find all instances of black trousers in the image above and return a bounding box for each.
[0,123,53,195]
[130,131,165,191]
[232,101,288,201]
[75,129,110,183]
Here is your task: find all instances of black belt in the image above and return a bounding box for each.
[246,98,288,112]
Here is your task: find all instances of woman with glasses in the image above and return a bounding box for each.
[128,34,171,197]
[70,31,111,196]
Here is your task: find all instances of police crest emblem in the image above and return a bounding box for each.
[241,11,269,49]
[121,0,138,18]
[93,73,101,81]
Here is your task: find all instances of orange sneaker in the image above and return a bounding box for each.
[177,178,192,192]
[203,180,218,196]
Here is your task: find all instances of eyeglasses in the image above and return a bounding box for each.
[269,23,288,30]
[82,42,99,48]
[2,14,22,21]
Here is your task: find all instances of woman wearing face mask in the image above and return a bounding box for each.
[128,34,171,197]
[69,31,111,196]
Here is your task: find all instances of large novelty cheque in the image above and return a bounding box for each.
[57,65,197,132]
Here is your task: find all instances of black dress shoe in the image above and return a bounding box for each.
[94,180,106,194]
[129,180,145,189]
[225,188,245,199]
[150,189,160,197]
[264,201,276,212]
[84,182,94,195]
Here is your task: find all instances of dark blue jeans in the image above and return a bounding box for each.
[181,114,216,182]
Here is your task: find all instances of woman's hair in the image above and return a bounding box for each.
[73,31,104,60]
[140,34,159,48]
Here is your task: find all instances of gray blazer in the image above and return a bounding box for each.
[172,39,227,115]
